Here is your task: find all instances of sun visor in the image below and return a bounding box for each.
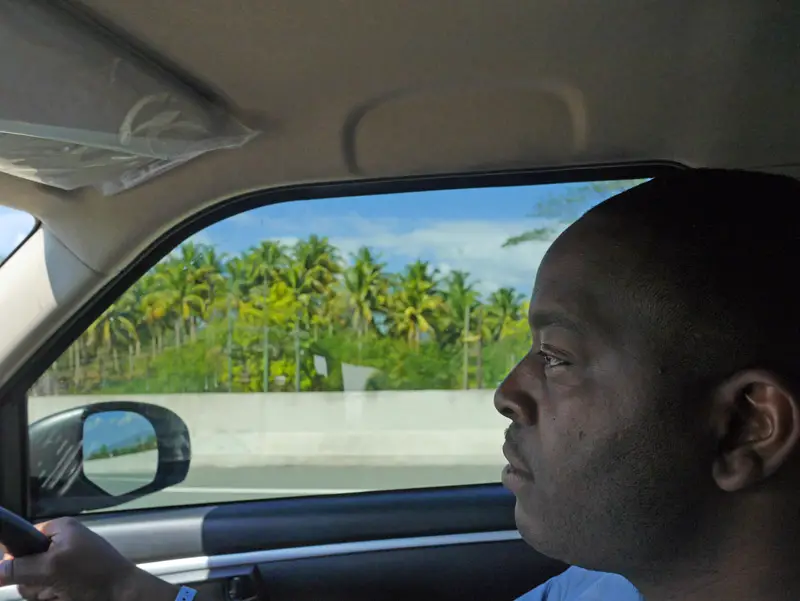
[0,1,258,195]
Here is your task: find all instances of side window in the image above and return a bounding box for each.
[28,179,644,514]
[0,206,36,264]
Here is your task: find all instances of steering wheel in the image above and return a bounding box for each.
[0,507,50,557]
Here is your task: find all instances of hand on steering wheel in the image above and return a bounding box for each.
[0,513,176,601]
[0,507,50,558]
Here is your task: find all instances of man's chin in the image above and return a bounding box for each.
[514,502,544,548]
[513,502,569,562]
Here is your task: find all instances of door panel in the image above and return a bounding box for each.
[84,485,520,561]
[0,486,565,601]
[253,540,563,601]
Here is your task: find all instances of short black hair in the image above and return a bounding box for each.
[588,169,800,397]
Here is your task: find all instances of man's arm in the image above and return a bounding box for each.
[0,518,213,601]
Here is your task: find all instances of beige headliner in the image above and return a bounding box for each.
[4,0,800,272]
[1,0,799,385]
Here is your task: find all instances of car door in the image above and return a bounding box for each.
[0,173,647,601]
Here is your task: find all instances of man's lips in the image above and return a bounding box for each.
[502,441,533,479]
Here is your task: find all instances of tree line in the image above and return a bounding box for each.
[33,180,644,396]
[85,435,158,461]
[38,237,533,395]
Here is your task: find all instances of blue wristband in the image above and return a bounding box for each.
[176,586,197,601]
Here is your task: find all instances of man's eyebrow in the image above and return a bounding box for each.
[528,309,587,335]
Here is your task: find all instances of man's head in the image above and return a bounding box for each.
[495,170,800,573]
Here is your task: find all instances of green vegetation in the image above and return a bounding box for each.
[85,434,158,461]
[41,236,534,394]
[34,181,646,395]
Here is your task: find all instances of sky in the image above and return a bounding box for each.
[0,206,35,257]
[1,179,643,295]
[191,180,643,295]
[83,410,155,455]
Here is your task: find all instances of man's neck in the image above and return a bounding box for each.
[625,506,800,601]
[631,559,800,601]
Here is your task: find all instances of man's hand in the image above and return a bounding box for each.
[0,517,179,601]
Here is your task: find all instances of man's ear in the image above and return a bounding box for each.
[710,370,800,492]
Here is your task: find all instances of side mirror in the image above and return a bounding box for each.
[28,401,191,517]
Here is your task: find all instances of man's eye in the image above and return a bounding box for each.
[536,350,569,369]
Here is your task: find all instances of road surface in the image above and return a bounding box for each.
[89,464,504,511]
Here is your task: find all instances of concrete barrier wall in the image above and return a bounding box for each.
[28,391,507,468]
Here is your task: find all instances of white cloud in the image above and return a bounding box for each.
[203,211,567,297]
[115,412,135,426]
[187,231,213,247]
[328,217,563,295]
[0,207,35,256]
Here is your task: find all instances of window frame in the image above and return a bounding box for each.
[0,162,683,518]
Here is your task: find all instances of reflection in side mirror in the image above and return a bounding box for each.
[83,411,159,496]
[29,401,191,517]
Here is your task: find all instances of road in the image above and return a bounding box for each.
[90,464,504,511]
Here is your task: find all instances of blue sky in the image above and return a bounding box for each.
[192,180,642,294]
[83,410,155,455]
[1,179,643,295]
[0,206,35,256]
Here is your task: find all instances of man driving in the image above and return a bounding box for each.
[3,169,800,601]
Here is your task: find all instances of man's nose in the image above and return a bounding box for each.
[493,361,538,426]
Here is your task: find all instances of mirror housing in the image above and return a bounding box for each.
[29,401,191,517]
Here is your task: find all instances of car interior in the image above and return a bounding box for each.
[0,1,799,600]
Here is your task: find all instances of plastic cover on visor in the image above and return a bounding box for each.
[0,0,258,195]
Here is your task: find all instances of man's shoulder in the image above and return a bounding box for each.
[516,566,643,600]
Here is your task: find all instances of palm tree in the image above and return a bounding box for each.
[115,287,144,377]
[196,245,228,317]
[86,299,138,386]
[470,288,525,387]
[295,235,341,281]
[343,247,388,338]
[220,256,252,390]
[151,255,208,347]
[245,241,288,391]
[241,279,297,386]
[276,237,343,389]
[388,260,443,348]
[247,241,288,285]
[442,271,479,388]
[292,235,342,340]
[471,304,494,389]
[485,287,525,339]
[279,263,314,391]
[138,272,170,358]
[69,334,85,390]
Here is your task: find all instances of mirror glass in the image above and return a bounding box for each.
[83,411,158,496]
